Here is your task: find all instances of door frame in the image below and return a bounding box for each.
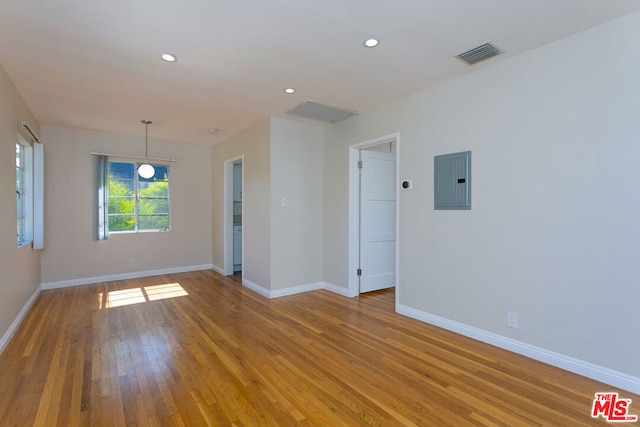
[224,155,244,276]
[348,133,400,298]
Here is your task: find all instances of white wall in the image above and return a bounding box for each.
[270,117,324,290]
[0,64,41,346]
[211,117,325,293]
[212,119,271,289]
[40,127,213,286]
[325,11,640,380]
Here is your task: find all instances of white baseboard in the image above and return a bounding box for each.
[211,264,225,275]
[396,303,640,395]
[322,282,353,297]
[238,278,350,299]
[0,285,41,355]
[41,264,214,290]
[270,282,324,298]
[241,278,323,299]
[241,278,270,298]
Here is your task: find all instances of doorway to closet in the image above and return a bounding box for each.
[224,156,243,278]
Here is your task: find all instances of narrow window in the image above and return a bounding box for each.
[16,138,33,246]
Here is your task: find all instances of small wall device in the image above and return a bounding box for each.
[401,179,413,190]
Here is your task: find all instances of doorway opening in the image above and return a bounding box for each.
[348,133,399,298]
[224,156,243,279]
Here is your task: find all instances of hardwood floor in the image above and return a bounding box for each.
[0,270,636,426]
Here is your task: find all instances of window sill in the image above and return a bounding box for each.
[108,229,171,235]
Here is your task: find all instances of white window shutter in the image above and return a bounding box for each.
[33,142,44,249]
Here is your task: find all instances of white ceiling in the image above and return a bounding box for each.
[1,0,639,145]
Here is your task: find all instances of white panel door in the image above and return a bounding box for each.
[359,148,396,293]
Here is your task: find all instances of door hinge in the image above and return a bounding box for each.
[357,160,363,169]
[357,268,362,276]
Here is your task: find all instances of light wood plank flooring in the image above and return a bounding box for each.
[0,270,636,426]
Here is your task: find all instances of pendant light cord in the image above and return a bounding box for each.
[144,121,149,160]
[142,120,152,161]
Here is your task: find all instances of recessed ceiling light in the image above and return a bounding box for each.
[363,38,379,48]
[208,128,218,134]
[284,88,295,94]
[161,53,177,62]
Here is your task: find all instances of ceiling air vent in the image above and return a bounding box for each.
[456,42,502,65]
[286,100,358,124]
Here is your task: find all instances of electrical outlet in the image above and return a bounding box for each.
[507,311,519,328]
[130,258,136,267]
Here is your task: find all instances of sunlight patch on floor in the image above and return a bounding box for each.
[98,283,188,309]
[145,283,189,301]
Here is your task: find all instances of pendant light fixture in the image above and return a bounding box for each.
[138,120,155,179]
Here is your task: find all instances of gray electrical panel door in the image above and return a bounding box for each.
[434,151,471,210]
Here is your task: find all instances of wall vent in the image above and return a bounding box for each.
[456,42,502,65]
[286,100,358,124]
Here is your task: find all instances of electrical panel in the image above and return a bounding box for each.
[434,151,471,210]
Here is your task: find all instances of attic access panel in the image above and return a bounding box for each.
[286,100,358,123]
[434,151,471,210]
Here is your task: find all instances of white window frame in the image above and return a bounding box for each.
[16,135,33,247]
[106,160,171,234]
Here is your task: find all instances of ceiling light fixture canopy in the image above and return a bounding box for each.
[139,120,155,179]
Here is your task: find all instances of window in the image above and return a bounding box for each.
[16,138,33,246]
[107,161,170,233]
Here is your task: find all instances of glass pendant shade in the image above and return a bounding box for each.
[138,163,155,179]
